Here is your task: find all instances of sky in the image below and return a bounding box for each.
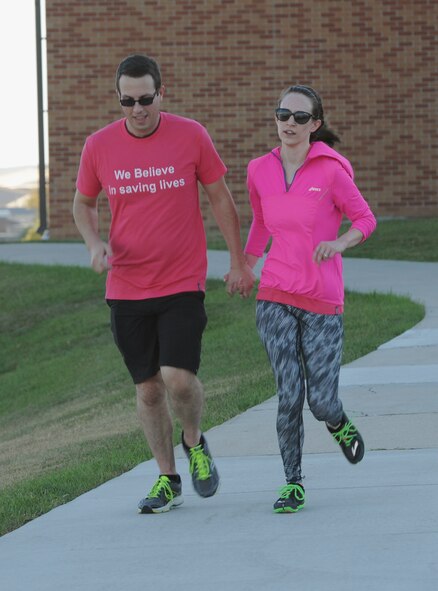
[0,0,46,170]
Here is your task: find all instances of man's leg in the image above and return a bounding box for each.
[158,365,219,498]
[136,372,184,514]
[107,297,186,513]
[152,293,218,498]
[160,366,204,448]
[136,371,177,475]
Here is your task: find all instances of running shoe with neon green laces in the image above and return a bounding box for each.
[182,433,219,498]
[327,412,365,464]
[138,475,183,514]
[273,483,305,513]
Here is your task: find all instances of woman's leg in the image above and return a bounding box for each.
[256,300,305,483]
[298,309,344,425]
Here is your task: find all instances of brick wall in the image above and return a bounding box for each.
[46,0,438,240]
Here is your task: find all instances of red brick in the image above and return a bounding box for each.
[45,0,438,239]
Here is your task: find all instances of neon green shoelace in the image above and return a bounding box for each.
[189,445,212,480]
[332,420,357,447]
[147,476,174,500]
[278,483,305,501]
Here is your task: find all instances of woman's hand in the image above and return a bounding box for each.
[313,239,344,265]
[313,228,364,265]
[224,262,256,298]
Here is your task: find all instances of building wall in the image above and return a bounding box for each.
[46,0,438,240]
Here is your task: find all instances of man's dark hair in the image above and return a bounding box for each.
[115,54,162,94]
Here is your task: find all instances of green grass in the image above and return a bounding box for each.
[0,262,425,535]
[343,218,438,261]
[207,218,438,262]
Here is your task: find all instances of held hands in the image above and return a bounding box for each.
[90,240,113,274]
[224,263,256,298]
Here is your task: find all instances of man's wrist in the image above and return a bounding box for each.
[229,253,247,269]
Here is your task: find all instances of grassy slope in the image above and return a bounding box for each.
[0,262,425,534]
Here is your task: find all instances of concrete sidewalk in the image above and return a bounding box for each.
[0,244,437,590]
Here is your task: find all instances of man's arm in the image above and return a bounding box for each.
[202,177,255,297]
[73,190,112,274]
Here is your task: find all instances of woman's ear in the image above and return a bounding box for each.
[312,119,322,133]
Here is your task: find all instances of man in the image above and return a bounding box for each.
[73,54,254,514]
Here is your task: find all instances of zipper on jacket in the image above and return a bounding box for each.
[272,150,307,192]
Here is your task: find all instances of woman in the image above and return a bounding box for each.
[244,85,376,513]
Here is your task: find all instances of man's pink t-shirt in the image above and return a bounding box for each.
[76,113,227,299]
[245,142,377,314]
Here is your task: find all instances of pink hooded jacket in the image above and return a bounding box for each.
[244,141,376,314]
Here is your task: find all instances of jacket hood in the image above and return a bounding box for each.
[272,141,354,179]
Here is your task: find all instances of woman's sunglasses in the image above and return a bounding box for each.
[275,108,315,125]
[119,91,158,107]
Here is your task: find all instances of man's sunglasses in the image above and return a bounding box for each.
[119,91,158,107]
[275,108,315,125]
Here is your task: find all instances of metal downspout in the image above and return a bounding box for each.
[35,0,47,235]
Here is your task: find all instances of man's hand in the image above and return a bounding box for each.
[73,191,112,274]
[224,263,256,298]
[90,240,113,274]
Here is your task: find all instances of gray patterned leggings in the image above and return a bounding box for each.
[256,300,344,483]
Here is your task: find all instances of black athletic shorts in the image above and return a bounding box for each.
[107,291,207,384]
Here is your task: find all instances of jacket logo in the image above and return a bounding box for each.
[308,186,321,192]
